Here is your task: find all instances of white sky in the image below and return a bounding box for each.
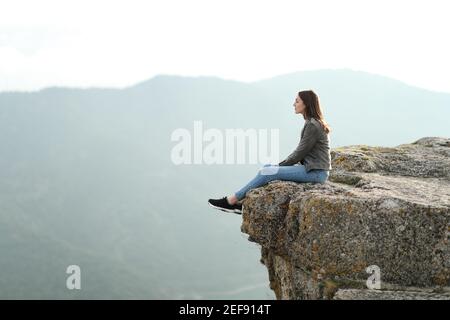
[1,0,449,93]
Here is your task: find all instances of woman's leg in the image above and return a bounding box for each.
[234,164,329,201]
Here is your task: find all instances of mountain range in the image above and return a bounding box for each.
[0,69,448,298]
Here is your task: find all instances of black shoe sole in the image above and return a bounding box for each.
[208,202,242,214]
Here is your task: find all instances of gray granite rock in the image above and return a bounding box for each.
[241,137,450,299]
[333,288,450,300]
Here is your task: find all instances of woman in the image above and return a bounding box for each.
[208,90,332,214]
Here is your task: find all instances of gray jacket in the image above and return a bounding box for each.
[278,118,332,172]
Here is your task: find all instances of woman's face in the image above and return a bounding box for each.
[293,95,306,115]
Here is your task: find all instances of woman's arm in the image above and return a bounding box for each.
[278,123,319,166]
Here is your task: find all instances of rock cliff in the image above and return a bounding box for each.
[241,137,450,299]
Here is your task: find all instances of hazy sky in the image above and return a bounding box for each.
[1,0,449,93]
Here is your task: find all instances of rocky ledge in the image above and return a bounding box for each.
[241,137,450,300]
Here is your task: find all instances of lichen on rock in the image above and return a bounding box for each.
[241,137,450,300]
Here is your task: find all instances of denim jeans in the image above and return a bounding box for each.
[235,163,330,201]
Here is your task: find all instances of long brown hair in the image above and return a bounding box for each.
[298,90,331,134]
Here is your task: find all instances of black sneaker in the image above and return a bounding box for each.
[208,197,242,214]
[234,202,243,214]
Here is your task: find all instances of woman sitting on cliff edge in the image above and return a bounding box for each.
[208,90,332,214]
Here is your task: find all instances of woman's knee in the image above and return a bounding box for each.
[258,163,270,174]
[258,164,280,177]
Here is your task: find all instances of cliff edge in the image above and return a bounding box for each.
[241,137,450,299]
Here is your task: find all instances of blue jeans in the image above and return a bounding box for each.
[234,164,329,201]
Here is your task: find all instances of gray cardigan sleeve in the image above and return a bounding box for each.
[278,123,319,166]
